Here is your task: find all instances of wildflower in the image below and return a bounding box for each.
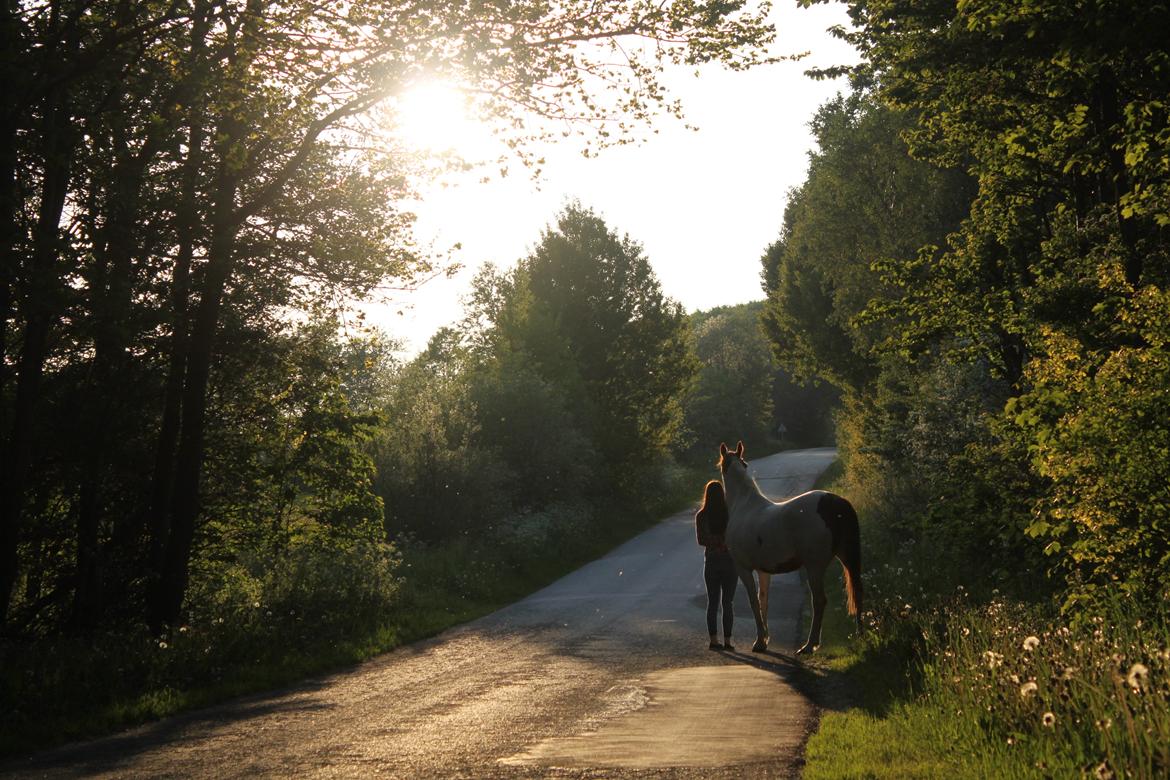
[1060,667,1076,681]
[253,601,261,609]
[179,625,188,634]
[1010,673,1021,684]
[1095,718,1112,731]
[961,627,970,637]
[1020,681,1039,699]
[1127,662,1149,692]
[1023,635,1040,651]
[158,641,168,650]
[1094,761,1114,780]
[1041,711,1055,727]
[985,651,1004,669]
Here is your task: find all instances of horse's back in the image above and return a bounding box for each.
[734,490,835,571]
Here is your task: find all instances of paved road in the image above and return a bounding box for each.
[6,447,838,779]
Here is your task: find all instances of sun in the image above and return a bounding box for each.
[395,81,493,159]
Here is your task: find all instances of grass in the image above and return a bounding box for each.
[0,465,708,759]
[799,460,1170,780]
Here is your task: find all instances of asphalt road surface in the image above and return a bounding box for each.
[6,447,839,779]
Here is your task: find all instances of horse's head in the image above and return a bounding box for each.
[718,441,747,476]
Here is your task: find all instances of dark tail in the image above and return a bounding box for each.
[819,492,863,618]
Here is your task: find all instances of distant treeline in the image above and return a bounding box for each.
[761,0,1170,615]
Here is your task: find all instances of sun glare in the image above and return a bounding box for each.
[396,82,493,160]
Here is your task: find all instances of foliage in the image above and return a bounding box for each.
[685,303,777,455]
[770,0,1170,617]
[683,301,836,457]
[460,204,699,492]
[1,0,778,633]
[803,465,1169,780]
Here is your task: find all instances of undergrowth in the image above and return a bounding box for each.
[803,461,1170,780]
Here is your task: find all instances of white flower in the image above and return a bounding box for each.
[985,650,1004,669]
[1023,635,1040,651]
[961,626,970,637]
[1127,662,1149,692]
[158,641,168,650]
[1094,761,1114,780]
[1019,681,1039,699]
[1042,711,1056,728]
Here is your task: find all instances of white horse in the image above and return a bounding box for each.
[719,441,863,654]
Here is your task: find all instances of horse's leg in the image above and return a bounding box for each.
[738,567,769,652]
[797,564,827,654]
[756,570,771,636]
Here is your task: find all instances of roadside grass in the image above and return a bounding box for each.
[0,464,709,759]
[800,460,1170,780]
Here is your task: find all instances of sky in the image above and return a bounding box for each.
[363,2,860,354]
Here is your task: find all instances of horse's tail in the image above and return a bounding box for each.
[820,492,863,618]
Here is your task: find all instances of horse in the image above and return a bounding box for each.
[718,441,863,654]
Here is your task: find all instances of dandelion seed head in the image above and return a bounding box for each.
[1023,635,1040,651]
[158,641,168,650]
[961,626,970,637]
[985,650,1004,669]
[1127,662,1149,692]
[1020,681,1039,698]
[1041,711,1055,727]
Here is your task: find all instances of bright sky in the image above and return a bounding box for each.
[365,2,859,354]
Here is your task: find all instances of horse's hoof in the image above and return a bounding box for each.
[752,639,769,653]
[796,643,819,655]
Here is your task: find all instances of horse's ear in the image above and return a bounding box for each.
[735,441,744,457]
[719,442,728,457]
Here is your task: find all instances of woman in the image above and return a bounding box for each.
[696,479,736,650]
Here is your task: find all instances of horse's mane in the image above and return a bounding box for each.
[697,479,729,535]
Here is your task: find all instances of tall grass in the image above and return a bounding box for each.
[803,461,1170,780]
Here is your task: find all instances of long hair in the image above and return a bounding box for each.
[696,480,729,535]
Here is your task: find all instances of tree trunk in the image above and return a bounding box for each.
[0,85,74,626]
[148,92,241,628]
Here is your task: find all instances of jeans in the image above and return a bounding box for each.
[704,550,738,637]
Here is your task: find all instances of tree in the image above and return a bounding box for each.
[684,303,778,456]
[794,0,1170,609]
[1,0,778,630]
[499,205,699,480]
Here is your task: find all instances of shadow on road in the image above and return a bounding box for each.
[721,647,851,715]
